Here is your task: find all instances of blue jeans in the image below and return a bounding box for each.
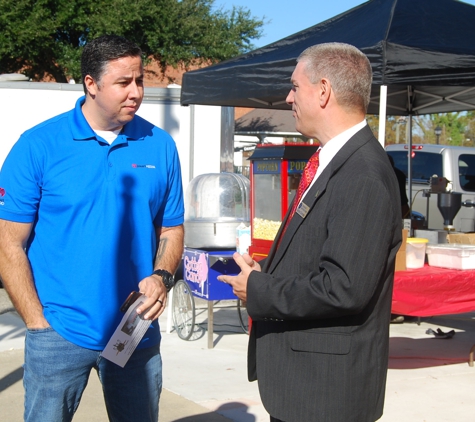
[23,327,162,422]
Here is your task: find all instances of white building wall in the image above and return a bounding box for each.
[0,83,84,166]
[191,105,222,177]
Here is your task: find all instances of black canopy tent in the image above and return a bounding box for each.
[181,0,475,213]
[181,0,475,116]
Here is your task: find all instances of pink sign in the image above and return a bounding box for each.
[184,252,208,288]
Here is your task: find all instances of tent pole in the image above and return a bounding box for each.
[378,85,387,147]
[407,86,414,234]
[408,114,413,212]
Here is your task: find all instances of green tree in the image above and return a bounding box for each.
[368,112,473,147]
[0,0,264,82]
[463,111,475,146]
[367,115,423,145]
[413,113,468,146]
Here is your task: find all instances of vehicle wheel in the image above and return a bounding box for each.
[237,299,249,334]
[172,280,195,340]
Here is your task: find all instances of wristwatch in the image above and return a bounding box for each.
[152,269,175,292]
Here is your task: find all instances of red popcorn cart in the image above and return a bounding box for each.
[248,143,320,262]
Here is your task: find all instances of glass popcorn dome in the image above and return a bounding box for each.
[184,172,250,248]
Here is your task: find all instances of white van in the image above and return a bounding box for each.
[385,144,475,232]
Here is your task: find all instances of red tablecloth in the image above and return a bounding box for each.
[392,264,475,316]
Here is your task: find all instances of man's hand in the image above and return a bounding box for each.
[217,252,261,302]
[0,219,50,329]
[135,223,183,321]
[136,274,168,320]
[26,317,51,330]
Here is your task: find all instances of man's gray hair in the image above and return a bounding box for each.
[297,42,372,113]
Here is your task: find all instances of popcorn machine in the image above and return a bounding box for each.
[248,143,320,261]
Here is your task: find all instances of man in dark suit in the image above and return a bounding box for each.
[219,42,402,422]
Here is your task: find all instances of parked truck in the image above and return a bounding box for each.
[386,144,475,232]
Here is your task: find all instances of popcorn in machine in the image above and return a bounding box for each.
[248,143,320,261]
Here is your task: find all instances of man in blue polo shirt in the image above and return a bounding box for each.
[0,35,184,422]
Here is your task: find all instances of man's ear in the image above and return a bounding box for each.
[319,78,332,107]
[84,75,98,97]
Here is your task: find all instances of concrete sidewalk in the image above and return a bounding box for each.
[1,288,475,421]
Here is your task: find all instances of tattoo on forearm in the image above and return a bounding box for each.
[156,238,168,262]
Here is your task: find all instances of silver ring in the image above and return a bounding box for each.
[157,298,163,305]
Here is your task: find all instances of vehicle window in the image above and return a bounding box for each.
[387,151,443,183]
[459,154,475,192]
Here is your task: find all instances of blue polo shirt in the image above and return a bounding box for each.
[0,96,184,350]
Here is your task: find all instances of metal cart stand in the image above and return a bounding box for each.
[172,247,248,348]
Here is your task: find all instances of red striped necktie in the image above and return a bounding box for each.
[289,149,321,218]
[278,149,321,245]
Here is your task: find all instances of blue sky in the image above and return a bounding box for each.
[214,0,475,48]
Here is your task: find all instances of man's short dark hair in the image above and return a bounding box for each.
[81,35,142,94]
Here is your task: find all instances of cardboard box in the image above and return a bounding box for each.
[395,229,408,272]
[447,232,475,245]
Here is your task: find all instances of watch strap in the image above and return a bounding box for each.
[152,269,175,292]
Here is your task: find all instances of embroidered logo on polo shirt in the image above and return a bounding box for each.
[132,164,156,169]
[0,187,5,205]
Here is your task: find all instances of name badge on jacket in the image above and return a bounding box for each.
[296,201,310,218]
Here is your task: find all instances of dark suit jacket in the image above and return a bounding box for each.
[247,126,402,422]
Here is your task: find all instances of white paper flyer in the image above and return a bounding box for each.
[101,293,152,367]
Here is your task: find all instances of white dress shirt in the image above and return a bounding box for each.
[301,120,367,203]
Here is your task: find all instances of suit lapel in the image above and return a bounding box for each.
[265,125,376,273]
